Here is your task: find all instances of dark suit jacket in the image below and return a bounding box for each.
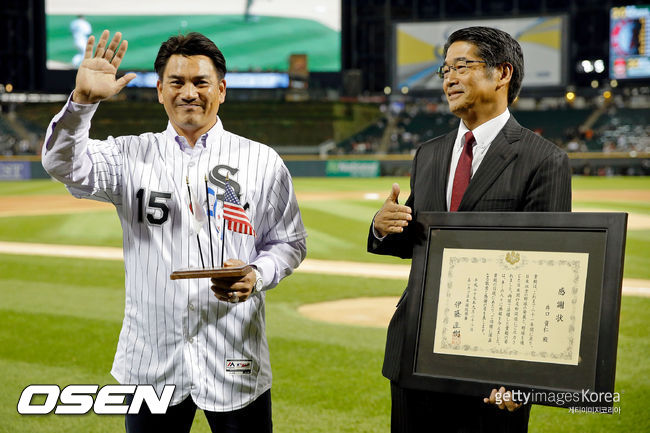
[368,116,572,429]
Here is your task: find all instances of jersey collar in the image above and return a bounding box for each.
[165,116,225,153]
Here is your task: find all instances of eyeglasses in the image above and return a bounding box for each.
[437,60,488,79]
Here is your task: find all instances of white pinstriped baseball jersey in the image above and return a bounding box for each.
[42,97,307,412]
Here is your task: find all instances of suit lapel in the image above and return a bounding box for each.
[457,116,521,211]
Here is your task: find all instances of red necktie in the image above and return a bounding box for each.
[450,131,475,211]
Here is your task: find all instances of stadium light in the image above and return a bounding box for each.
[400,86,409,95]
[610,79,618,88]
[594,59,605,74]
[603,90,612,99]
[581,60,594,73]
[5,83,13,93]
[383,86,392,95]
[591,80,599,89]
[565,91,576,102]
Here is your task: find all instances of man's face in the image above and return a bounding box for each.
[442,41,498,120]
[157,54,225,138]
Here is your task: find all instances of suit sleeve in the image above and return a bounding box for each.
[367,147,419,259]
[522,148,572,212]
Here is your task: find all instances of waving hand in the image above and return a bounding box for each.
[72,30,136,104]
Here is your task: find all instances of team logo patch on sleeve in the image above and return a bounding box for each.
[225,359,252,375]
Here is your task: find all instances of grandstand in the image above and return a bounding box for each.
[2,95,648,177]
[594,107,650,152]
[0,0,648,175]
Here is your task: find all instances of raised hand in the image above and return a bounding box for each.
[72,30,136,104]
[373,183,412,237]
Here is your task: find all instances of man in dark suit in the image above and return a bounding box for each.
[368,26,572,433]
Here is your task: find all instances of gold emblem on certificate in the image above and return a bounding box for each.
[505,251,520,265]
[434,248,589,365]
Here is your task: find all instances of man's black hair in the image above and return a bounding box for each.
[155,32,227,79]
[444,26,524,105]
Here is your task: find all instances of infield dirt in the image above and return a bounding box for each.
[1,188,648,327]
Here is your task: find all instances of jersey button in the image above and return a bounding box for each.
[188,337,194,344]
[189,303,195,311]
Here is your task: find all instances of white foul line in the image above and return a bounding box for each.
[0,241,648,297]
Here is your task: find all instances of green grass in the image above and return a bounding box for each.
[293,176,410,193]
[1,177,648,275]
[624,230,650,279]
[571,176,650,190]
[0,176,648,432]
[1,253,647,432]
[530,295,650,432]
[0,212,122,247]
[0,254,399,433]
[574,201,650,214]
[0,179,68,196]
[299,199,406,264]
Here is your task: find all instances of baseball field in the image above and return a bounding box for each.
[0,176,648,432]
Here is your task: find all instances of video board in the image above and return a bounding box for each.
[394,16,568,90]
[610,5,650,79]
[45,0,341,75]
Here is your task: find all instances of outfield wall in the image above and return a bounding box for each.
[285,152,650,177]
[0,157,49,181]
[1,153,649,180]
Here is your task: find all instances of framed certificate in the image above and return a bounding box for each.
[399,212,627,408]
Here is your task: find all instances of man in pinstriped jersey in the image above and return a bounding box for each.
[42,30,306,432]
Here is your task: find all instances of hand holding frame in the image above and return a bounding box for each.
[483,386,523,412]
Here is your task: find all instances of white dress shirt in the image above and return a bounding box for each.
[445,108,511,209]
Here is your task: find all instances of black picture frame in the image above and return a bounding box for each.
[399,212,627,409]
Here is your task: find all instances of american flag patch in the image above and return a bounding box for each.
[223,181,256,236]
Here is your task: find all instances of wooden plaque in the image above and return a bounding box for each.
[170,265,252,280]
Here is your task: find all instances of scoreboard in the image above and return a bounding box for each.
[610,5,650,79]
